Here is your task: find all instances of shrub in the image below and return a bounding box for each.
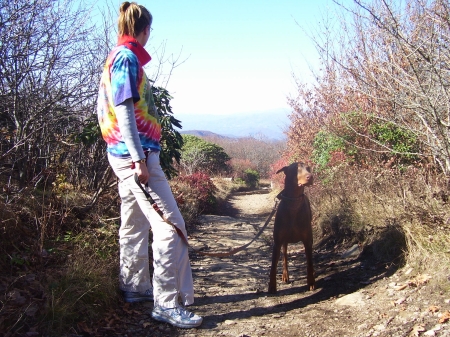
[369,121,420,165]
[312,130,347,171]
[243,169,260,189]
[180,135,230,175]
[268,158,289,189]
[170,172,217,224]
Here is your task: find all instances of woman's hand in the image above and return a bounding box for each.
[134,162,150,185]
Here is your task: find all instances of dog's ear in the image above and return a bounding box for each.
[276,166,287,175]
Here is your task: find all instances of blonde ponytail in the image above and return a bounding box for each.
[118,2,152,37]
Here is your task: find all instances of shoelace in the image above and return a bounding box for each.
[143,289,153,295]
[173,306,194,319]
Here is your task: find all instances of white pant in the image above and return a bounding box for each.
[108,152,195,308]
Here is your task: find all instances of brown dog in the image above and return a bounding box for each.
[268,162,315,294]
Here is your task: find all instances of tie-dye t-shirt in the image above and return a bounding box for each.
[97,45,161,157]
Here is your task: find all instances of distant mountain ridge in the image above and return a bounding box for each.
[175,108,291,140]
[180,130,233,139]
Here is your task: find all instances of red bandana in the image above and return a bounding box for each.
[117,35,152,66]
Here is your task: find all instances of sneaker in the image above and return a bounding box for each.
[123,288,153,303]
[152,304,203,328]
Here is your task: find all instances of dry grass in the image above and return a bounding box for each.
[210,178,242,207]
[310,163,450,281]
[41,229,119,335]
[0,229,120,336]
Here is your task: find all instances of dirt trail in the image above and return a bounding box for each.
[103,191,450,337]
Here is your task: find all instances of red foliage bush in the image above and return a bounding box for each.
[328,150,348,167]
[269,157,289,189]
[171,172,217,221]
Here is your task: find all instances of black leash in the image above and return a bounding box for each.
[134,173,279,257]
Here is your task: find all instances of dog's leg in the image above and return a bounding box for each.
[304,238,315,290]
[281,243,289,283]
[268,242,281,294]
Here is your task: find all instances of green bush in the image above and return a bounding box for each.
[369,121,420,164]
[243,169,260,188]
[181,135,230,175]
[312,130,347,170]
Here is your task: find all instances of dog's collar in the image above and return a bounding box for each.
[278,193,304,201]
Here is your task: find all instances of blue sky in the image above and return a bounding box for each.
[93,0,344,116]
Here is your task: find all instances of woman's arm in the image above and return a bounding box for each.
[115,98,145,162]
[116,98,149,184]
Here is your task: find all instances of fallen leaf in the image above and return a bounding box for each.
[107,318,115,327]
[123,304,133,314]
[77,322,93,334]
[409,323,426,337]
[408,274,432,287]
[428,305,440,313]
[438,311,450,323]
[143,322,152,328]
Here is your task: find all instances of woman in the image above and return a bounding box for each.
[97,2,202,329]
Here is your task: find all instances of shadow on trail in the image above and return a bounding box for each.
[216,195,240,217]
[194,238,402,329]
